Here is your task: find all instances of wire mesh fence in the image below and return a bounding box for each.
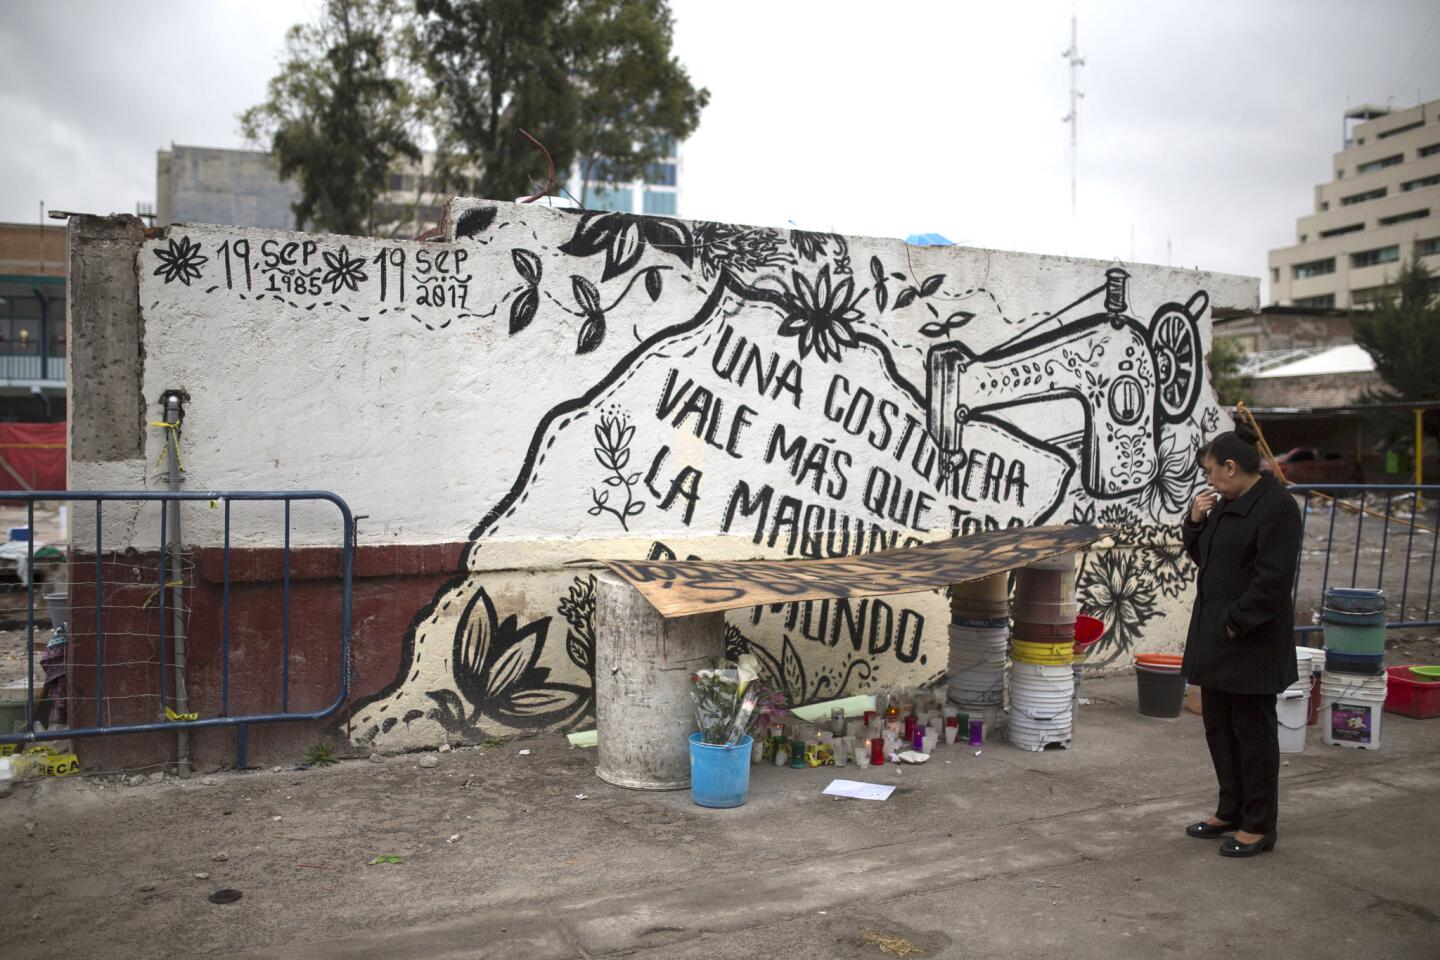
[0,491,353,756]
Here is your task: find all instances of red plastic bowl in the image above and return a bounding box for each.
[1075,615,1104,646]
[1385,665,1440,719]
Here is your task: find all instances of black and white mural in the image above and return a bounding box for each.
[135,202,1251,749]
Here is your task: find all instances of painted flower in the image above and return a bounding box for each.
[693,221,789,280]
[1078,548,1161,666]
[321,245,367,293]
[778,264,865,362]
[1147,542,1193,598]
[432,586,591,733]
[1138,431,1202,521]
[152,236,208,285]
[558,574,597,676]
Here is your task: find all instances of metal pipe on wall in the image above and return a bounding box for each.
[163,392,190,777]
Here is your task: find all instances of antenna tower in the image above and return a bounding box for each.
[1061,8,1085,219]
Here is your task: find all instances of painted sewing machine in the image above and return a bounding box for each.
[925,269,1206,498]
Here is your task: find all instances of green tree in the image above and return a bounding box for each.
[568,0,709,204]
[240,0,422,235]
[1207,335,1252,407]
[418,0,581,202]
[1351,255,1440,455]
[417,0,708,203]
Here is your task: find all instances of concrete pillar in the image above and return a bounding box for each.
[594,573,725,790]
[66,214,146,471]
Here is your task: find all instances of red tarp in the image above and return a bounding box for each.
[0,422,65,491]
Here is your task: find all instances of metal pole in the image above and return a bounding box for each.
[1415,408,1425,513]
[1061,9,1085,222]
[163,394,190,777]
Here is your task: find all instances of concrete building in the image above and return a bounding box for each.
[0,222,67,420]
[1268,98,1440,308]
[157,138,686,235]
[1212,304,1353,355]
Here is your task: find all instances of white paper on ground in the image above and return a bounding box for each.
[822,779,896,801]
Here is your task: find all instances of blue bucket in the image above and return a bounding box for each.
[1321,607,1386,626]
[1323,587,1385,613]
[689,733,753,808]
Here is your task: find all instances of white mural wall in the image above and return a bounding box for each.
[123,201,1255,750]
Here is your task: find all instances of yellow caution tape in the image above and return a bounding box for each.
[149,420,184,471]
[165,706,199,722]
[141,580,188,609]
[41,752,79,777]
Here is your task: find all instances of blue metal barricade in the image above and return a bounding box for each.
[1289,484,1439,636]
[0,491,353,767]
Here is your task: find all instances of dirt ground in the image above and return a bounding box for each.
[1,672,1437,959]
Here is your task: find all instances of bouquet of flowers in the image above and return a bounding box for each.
[690,654,772,746]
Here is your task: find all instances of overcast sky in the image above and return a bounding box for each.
[3,0,1438,300]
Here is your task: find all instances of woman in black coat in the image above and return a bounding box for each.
[1179,423,1302,858]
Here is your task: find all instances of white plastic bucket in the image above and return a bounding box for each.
[1319,671,1388,750]
[1296,645,1325,674]
[1277,690,1308,754]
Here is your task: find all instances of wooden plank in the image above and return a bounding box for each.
[599,524,1109,618]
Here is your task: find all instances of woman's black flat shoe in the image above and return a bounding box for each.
[1219,834,1276,857]
[1186,820,1237,839]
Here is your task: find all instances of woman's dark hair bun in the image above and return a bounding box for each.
[1233,421,1260,445]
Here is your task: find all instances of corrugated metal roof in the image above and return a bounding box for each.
[1251,344,1375,379]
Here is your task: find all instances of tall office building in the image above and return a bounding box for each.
[569,137,683,216]
[1268,98,1440,308]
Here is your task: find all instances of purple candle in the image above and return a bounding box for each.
[912,729,925,752]
[968,718,983,746]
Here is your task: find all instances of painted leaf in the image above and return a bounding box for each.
[895,287,918,310]
[919,322,948,338]
[595,447,618,471]
[424,689,471,732]
[639,217,695,268]
[488,683,592,728]
[593,489,609,504]
[558,212,617,259]
[576,314,606,354]
[603,475,624,486]
[625,501,645,516]
[504,687,586,717]
[869,256,885,284]
[780,636,806,704]
[508,288,538,334]
[927,302,940,317]
[645,269,663,301]
[572,276,603,316]
[485,626,543,700]
[920,274,945,296]
[512,249,542,286]
[875,284,888,312]
[566,629,592,673]
[454,205,497,238]
[607,221,644,280]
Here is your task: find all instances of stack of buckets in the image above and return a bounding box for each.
[1009,556,1078,751]
[1277,649,1315,753]
[1318,587,1389,750]
[947,574,1010,734]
